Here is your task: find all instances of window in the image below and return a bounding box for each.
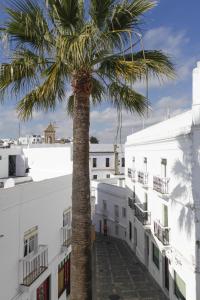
[24,226,38,257]
[93,174,97,179]
[93,158,97,168]
[122,207,126,218]
[37,277,50,300]
[132,157,135,169]
[144,193,148,211]
[58,256,71,298]
[161,158,167,177]
[162,205,168,227]
[0,156,2,160]
[106,158,110,167]
[121,157,125,167]
[144,157,147,171]
[114,205,119,218]
[106,174,110,178]
[174,271,186,300]
[63,209,71,227]
[152,243,159,269]
[115,225,119,236]
[134,227,137,247]
[103,200,107,211]
[129,221,132,241]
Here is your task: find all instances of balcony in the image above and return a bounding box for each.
[20,245,48,286]
[128,196,135,209]
[114,214,119,223]
[154,220,170,246]
[61,225,72,250]
[134,203,151,225]
[153,176,169,194]
[138,171,148,186]
[128,168,136,181]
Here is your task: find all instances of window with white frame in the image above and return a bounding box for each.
[144,157,147,171]
[174,271,186,300]
[93,158,97,168]
[63,209,71,227]
[122,207,126,218]
[132,157,135,169]
[106,158,110,167]
[103,200,107,211]
[24,226,38,257]
[114,205,119,218]
[161,158,167,177]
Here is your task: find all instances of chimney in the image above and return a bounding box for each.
[192,62,200,126]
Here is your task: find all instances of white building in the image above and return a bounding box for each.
[92,177,127,239]
[18,135,43,145]
[0,146,72,300]
[93,62,200,300]
[90,144,125,180]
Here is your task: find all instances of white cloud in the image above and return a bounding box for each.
[144,27,189,56]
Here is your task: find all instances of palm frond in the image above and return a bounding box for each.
[108,82,148,115]
[17,61,65,119]
[89,0,115,29]
[47,0,83,33]
[4,0,52,51]
[108,0,156,31]
[0,49,47,101]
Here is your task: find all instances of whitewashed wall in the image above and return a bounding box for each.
[0,175,72,300]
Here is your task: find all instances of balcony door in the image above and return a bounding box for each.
[37,276,50,300]
[163,256,169,291]
[145,233,149,268]
[162,205,168,227]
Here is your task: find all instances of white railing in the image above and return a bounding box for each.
[154,220,170,245]
[61,225,72,248]
[20,245,48,286]
[134,203,151,225]
[138,171,148,185]
[153,176,169,194]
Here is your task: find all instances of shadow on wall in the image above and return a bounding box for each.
[171,135,195,237]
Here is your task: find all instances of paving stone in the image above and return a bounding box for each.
[93,235,168,300]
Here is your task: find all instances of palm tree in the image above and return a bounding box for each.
[0,0,175,299]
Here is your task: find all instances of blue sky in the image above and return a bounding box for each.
[0,0,200,142]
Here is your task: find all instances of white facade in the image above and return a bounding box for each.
[93,63,200,300]
[92,177,127,240]
[90,144,125,180]
[0,147,72,300]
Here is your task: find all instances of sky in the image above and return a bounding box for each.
[0,0,200,143]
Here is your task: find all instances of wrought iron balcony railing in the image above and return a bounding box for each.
[128,196,135,209]
[20,245,48,286]
[134,203,151,225]
[128,168,136,181]
[153,176,169,194]
[154,220,170,246]
[61,225,72,249]
[138,171,148,186]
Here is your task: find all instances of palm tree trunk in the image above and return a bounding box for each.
[70,72,92,300]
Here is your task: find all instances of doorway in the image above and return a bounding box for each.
[145,234,149,267]
[163,256,169,291]
[9,155,16,176]
[37,276,50,300]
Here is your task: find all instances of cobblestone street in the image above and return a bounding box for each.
[93,235,168,300]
